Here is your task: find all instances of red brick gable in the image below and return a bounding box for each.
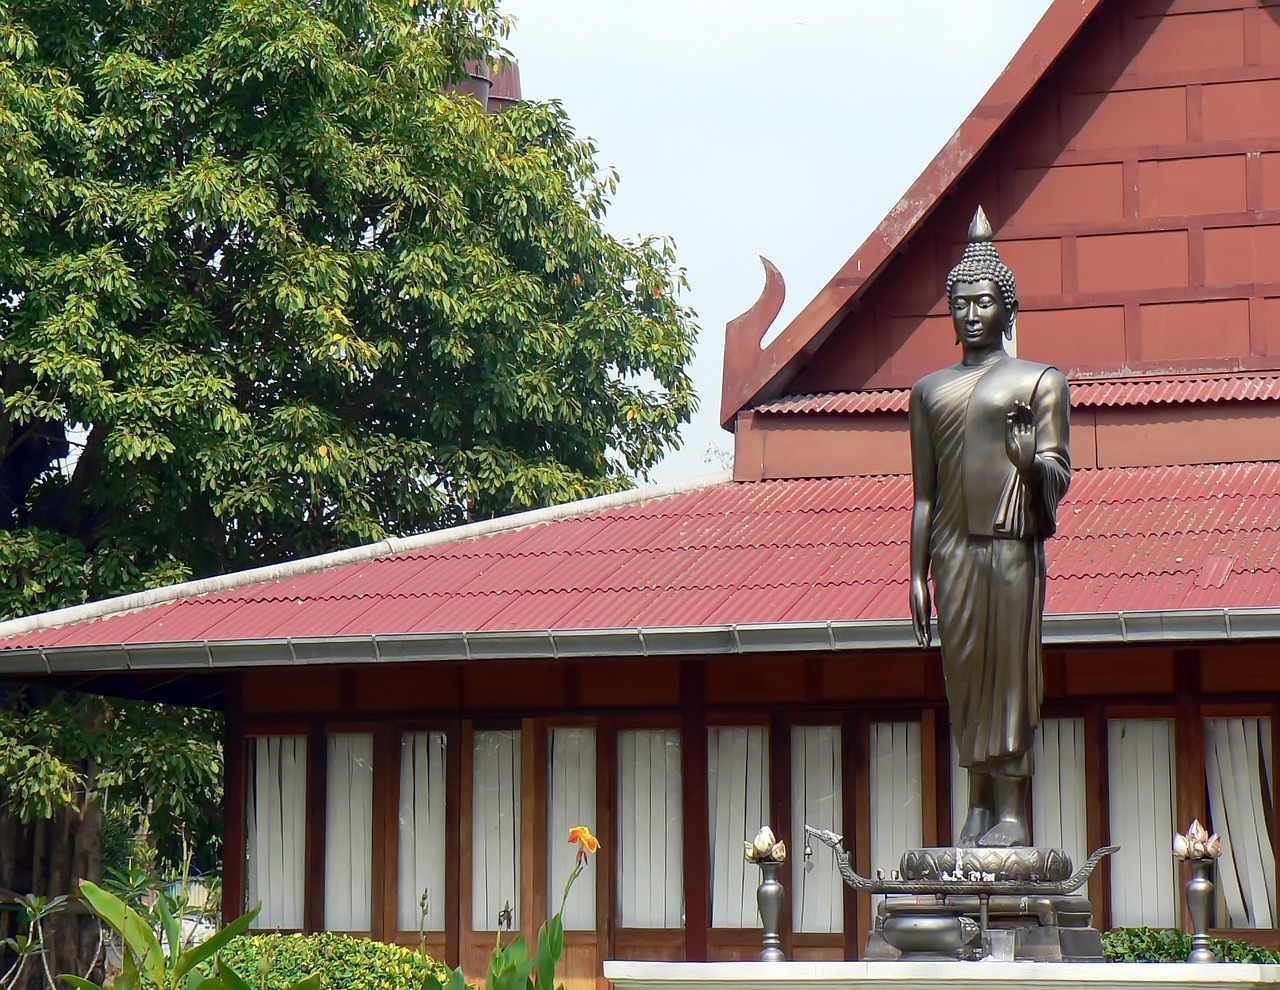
[725,0,1280,421]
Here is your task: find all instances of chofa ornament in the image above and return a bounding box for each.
[1173,819,1222,860]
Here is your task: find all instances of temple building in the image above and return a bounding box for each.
[6,0,1280,981]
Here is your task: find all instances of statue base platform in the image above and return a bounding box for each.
[866,894,1102,961]
[605,960,1280,990]
[864,846,1102,961]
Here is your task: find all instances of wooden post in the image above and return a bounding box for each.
[681,660,709,960]
[221,674,246,927]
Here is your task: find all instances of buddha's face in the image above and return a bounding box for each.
[950,279,1015,350]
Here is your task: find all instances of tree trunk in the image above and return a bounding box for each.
[0,703,106,990]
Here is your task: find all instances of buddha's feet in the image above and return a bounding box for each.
[957,807,995,846]
[978,818,1031,848]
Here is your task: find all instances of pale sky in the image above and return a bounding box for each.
[506,1,1057,482]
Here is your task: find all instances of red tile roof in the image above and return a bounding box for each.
[3,462,1280,658]
[754,374,1280,416]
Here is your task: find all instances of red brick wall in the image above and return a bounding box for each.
[792,0,1280,393]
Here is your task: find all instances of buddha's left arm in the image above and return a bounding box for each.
[1032,369,1072,529]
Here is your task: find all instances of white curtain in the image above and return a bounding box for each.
[1109,719,1177,926]
[246,736,307,929]
[1032,718,1088,867]
[548,728,597,930]
[1205,717,1276,928]
[708,727,770,928]
[870,722,921,877]
[617,729,683,927]
[398,731,447,932]
[791,726,842,933]
[472,730,521,931]
[324,734,374,930]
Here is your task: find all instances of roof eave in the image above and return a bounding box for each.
[4,607,1275,676]
[719,0,1108,429]
[0,470,732,648]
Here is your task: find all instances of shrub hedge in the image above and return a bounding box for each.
[211,933,451,990]
[1102,927,1280,963]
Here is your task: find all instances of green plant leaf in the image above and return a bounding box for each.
[173,906,258,980]
[216,957,253,990]
[76,880,164,986]
[155,895,182,972]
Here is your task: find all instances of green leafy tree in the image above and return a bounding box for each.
[0,0,696,982]
[0,0,695,609]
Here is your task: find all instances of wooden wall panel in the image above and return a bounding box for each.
[356,665,461,712]
[612,933,685,962]
[579,659,681,708]
[464,661,566,710]
[1063,648,1176,696]
[707,656,809,705]
[1201,645,1280,692]
[822,654,927,701]
[243,669,341,713]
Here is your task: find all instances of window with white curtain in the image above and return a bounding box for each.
[324,734,374,930]
[398,731,447,932]
[548,728,596,930]
[246,735,307,929]
[1032,718,1088,868]
[1204,717,1276,928]
[791,725,842,933]
[708,726,770,928]
[472,730,521,931]
[617,729,683,927]
[1109,718,1177,927]
[870,722,921,878]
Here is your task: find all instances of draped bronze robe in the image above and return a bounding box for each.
[909,356,1071,770]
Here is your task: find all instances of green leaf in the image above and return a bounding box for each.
[155,895,182,972]
[76,880,164,987]
[172,906,258,980]
[216,957,253,990]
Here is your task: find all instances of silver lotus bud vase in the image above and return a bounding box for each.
[1185,858,1218,963]
[756,861,785,962]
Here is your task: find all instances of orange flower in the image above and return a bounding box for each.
[568,825,600,865]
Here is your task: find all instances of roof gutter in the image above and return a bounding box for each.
[5,608,1278,676]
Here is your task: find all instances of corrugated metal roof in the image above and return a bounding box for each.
[755,374,1280,416]
[4,463,1280,654]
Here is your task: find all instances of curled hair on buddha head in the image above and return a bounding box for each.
[944,206,1018,313]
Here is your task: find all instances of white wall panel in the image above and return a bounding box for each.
[708,727,770,928]
[548,728,597,930]
[398,732,447,932]
[246,736,307,929]
[791,726,842,933]
[618,729,683,927]
[1205,717,1276,928]
[324,733,374,930]
[472,730,521,931]
[1032,718,1088,868]
[1109,719,1177,927]
[870,723,921,878]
